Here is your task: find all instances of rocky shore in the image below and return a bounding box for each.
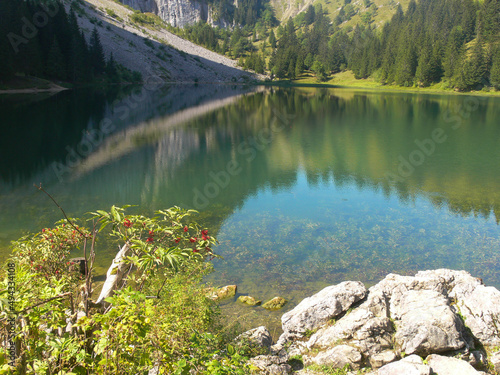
[236,269,500,374]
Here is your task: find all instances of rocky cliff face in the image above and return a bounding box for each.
[119,0,159,14]
[157,0,208,28]
[120,0,230,28]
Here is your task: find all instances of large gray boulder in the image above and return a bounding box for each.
[369,350,397,369]
[393,289,466,356]
[425,354,483,375]
[371,269,477,313]
[303,344,362,370]
[249,354,292,375]
[414,269,500,346]
[272,269,500,375]
[306,307,393,355]
[378,355,431,375]
[490,351,500,374]
[281,281,367,340]
[234,326,273,354]
[451,284,500,346]
[306,291,393,356]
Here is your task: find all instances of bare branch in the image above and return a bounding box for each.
[18,292,72,314]
[34,183,88,238]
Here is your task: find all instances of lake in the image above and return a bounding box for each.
[1,84,500,334]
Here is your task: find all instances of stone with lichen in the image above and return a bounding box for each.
[208,285,237,301]
[262,297,287,310]
[238,295,262,306]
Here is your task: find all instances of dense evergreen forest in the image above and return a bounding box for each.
[1,0,499,90]
[271,0,500,90]
[0,0,140,85]
[181,0,500,91]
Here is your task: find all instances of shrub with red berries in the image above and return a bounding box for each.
[13,220,89,283]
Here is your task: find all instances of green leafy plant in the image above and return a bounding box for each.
[304,328,318,337]
[0,200,253,374]
[105,8,120,21]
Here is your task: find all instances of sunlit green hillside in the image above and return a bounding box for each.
[270,0,412,29]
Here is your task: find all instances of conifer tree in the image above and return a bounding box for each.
[304,53,314,69]
[415,35,437,86]
[312,60,327,81]
[429,43,443,82]
[89,27,106,76]
[443,27,465,80]
[288,60,296,79]
[460,0,477,42]
[46,38,67,80]
[394,28,417,86]
[295,58,303,77]
[415,50,432,87]
[269,30,276,49]
[490,49,500,89]
[20,37,44,77]
[455,40,487,90]
[0,0,14,81]
[254,54,265,74]
[69,34,87,82]
[106,52,119,82]
[304,5,315,26]
[477,0,500,40]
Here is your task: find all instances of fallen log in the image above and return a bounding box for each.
[95,243,131,306]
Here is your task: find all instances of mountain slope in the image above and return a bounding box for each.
[272,0,412,29]
[72,0,261,82]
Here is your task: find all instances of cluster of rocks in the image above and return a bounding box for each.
[209,285,288,310]
[234,269,500,374]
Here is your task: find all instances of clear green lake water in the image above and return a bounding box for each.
[1,85,500,334]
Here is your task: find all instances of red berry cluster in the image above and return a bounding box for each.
[21,225,87,282]
[147,230,154,243]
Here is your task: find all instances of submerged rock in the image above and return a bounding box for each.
[237,295,262,306]
[262,297,287,310]
[209,285,237,301]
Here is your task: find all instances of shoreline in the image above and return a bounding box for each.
[0,85,69,95]
[0,76,69,95]
[2,77,500,98]
[265,71,500,98]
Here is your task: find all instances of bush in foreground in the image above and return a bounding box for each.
[0,206,255,374]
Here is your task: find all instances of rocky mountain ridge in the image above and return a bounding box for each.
[120,0,221,28]
[74,0,260,82]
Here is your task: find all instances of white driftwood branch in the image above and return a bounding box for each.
[95,243,131,305]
